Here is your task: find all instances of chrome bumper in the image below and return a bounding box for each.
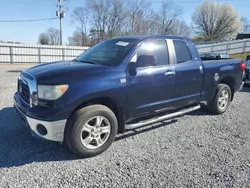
[14,102,67,142]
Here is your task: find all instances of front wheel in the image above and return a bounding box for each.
[65,105,118,158]
[207,84,231,114]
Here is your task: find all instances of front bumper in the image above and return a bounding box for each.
[14,97,67,142]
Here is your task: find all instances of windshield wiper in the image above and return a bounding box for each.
[73,59,100,65]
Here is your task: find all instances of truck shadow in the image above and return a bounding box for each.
[0,106,211,168]
[0,107,76,168]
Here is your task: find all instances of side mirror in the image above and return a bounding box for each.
[127,54,157,76]
[136,54,157,67]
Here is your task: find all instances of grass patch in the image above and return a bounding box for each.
[231,53,250,60]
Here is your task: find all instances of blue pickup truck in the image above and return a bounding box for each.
[14,36,245,157]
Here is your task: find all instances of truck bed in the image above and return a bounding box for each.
[201,58,244,101]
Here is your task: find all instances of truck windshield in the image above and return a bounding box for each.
[74,38,139,66]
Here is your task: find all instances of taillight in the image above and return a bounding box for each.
[240,61,246,71]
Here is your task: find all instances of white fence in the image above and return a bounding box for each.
[196,39,250,54]
[0,43,89,63]
[1,39,250,63]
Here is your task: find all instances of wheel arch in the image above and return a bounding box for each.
[219,77,235,101]
[70,97,125,134]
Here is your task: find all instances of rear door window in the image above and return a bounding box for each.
[173,40,192,63]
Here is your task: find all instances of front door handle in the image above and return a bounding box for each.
[164,70,175,76]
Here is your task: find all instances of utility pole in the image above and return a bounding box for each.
[56,0,65,45]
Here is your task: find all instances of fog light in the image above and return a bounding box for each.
[36,124,47,136]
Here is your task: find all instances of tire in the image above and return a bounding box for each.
[207,84,231,115]
[65,105,118,158]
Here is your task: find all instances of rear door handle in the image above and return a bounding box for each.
[164,70,175,76]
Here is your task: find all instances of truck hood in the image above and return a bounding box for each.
[24,61,108,84]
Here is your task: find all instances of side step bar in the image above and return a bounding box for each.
[125,104,201,130]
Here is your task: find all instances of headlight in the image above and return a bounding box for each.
[38,85,69,100]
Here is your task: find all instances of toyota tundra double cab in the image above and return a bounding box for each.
[14,36,245,157]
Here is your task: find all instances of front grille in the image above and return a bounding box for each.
[18,79,30,104]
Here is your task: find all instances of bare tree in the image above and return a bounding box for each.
[124,0,184,36]
[134,5,158,35]
[170,20,191,37]
[70,0,192,45]
[156,0,182,35]
[85,0,110,41]
[38,28,60,45]
[241,17,250,34]
[71,7,89,45]
[192,0,243,40]
[68,30,89,46]
[89,29,104,46]
[47,28,60,45]
[84,0,128,40]
[106,0,128,37]
[125,0,153,35]
[38,33,50,45]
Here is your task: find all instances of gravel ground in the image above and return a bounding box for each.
[0,65,250,188]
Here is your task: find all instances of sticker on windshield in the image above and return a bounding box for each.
[116,41,129,46]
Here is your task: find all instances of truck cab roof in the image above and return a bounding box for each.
[110,35,190,42]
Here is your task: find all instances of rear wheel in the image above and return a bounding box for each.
[65,105,118,158]
[207,84,231,114]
